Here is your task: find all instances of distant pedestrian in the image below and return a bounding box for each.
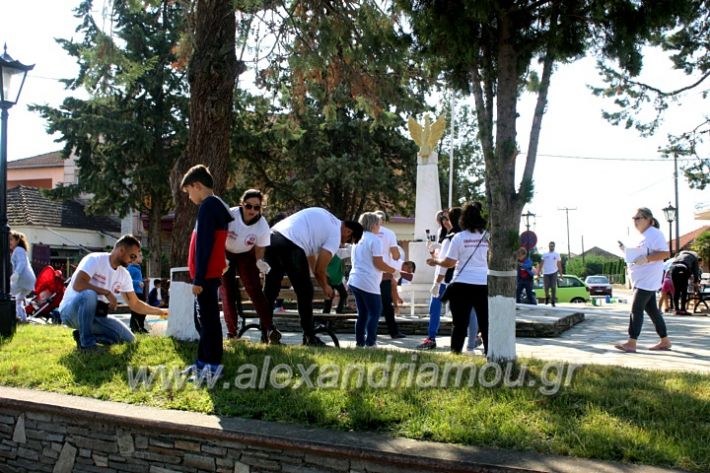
[614,207,672,353]
[537,241,562,306]
[516,247,537,305]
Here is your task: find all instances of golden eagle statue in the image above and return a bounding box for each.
[407,114,447,160]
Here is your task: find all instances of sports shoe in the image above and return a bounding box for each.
[303,334,326,347]
[416,338,437,350]
[273,306,287,314]
[268,328,282,345]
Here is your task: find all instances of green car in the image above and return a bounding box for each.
[533,274,589,303]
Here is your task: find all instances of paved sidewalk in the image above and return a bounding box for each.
[139,294,710,374]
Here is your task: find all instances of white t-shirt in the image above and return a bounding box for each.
[541,251,561,275]
[272,208,341,257]
[375,225,399,268]
[628,226,667,291]
[59,253,134,311]
[443,230,489,285]
[347,232,385,294]
[225,207,271,254]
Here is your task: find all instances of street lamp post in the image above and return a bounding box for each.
[0,44,34,336]
[662,202,677,258]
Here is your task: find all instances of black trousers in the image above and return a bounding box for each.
[671,264,690,311]
[323,283,348,313]
[263,232,316,337]
[380,278,400,335]
[193,278,223,366]
[448,283,488,353]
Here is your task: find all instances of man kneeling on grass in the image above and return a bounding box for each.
[59,235,169,352]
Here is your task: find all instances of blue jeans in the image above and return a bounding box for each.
[466,307,479,350]
[351,285,382,346]
[60,290,135,348]
[427,282,446,339]
[516,279,537,304]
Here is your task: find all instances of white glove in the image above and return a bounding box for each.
[256,259,271,274]
[633,255,649,265]
[430,282,440,297]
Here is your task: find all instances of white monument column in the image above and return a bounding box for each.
[409,152,441,284]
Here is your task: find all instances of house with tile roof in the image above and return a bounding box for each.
[8,186,120,276]
[7,150,78,190]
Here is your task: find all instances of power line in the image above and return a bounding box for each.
[531,153,696,162]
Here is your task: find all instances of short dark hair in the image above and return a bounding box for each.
[180,164,214,189]
[241,188,263,202]
[343,220,364,243]
[115,234,141,250]
[460,202,486,233]
[406,261,416,273]
[153,279,162,286]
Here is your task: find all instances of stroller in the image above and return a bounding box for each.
[24,266,66,324]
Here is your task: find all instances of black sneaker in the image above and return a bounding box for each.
[72,330,81,349]
[303,335,326,346]
[268,328,282,345]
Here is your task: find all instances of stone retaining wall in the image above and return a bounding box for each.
[0,387,673,473]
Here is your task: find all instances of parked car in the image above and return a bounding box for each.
[584,275,613,296]
[533,274,589,303]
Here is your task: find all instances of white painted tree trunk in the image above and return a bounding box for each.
[487,294,517,362]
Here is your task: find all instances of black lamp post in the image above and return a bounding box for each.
[0,44,34,336]
[662,202,677,258]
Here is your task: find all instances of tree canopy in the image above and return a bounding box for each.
[30,0,189,275]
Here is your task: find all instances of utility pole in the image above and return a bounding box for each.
[521,211,536,231]
[558,207,577,261]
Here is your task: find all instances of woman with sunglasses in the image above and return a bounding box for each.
[614,207,672,353]
[221,189,279,344]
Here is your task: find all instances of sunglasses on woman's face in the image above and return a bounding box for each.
[243,203,261,211]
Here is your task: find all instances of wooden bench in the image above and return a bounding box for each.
[232,275,357,347]
[691,273,710,314]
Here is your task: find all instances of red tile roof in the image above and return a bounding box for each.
[8,151,64,169]
[671,225,710,251]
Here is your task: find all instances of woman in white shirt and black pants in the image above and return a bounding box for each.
[427,202,489,354]
[614,207,672,353]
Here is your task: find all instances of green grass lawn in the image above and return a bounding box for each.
[1,324,708,472]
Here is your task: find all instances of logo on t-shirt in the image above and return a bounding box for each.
[112,282,122,294]
[244,233,257,247]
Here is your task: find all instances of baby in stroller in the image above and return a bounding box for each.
[24,266,66,324]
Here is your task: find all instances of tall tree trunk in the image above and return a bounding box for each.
[486,9,522,363]
[170,0,237,267]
